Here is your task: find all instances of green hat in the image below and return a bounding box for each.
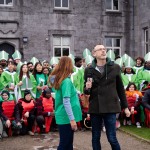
[0,50,8,61]
[144,52,150,61]
[122,54,130,62]
[83,48,91,58]
[42,60,47,65]
[12,50,22,60]
[30,57,39,66]
[107,50,115,61]
[124,57,135,68]
[23,61,27,64]
[16,61,23,73]
[68,54,75,65]
[68,54,75,60]
[85,55,94,65]
[50,57,59,66]
[115,58,123,67]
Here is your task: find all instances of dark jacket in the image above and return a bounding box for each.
[142,89,150,110]
[15,98,36,122]
[84,58,128,114]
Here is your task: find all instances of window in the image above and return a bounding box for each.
[144,28,149,54]
[53,36,70,57]
[0,0,13,6]
[106,0,119,11]
[105,37,121,57]
[54,0,69,9]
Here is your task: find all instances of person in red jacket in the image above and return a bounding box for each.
[36,87,54,133]
[0,90,16,137]
[15,90,36,136]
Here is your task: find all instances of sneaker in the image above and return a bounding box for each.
[28,131,34,136]
[136,122,141,128]
[127,120,131,125]
[2,131,8,138]
[116,120,121,128]
[123,119,126,126]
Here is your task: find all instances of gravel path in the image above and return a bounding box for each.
[0,130,150,150]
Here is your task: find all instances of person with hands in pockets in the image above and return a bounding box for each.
[84,45,131,150]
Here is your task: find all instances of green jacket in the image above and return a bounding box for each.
[121,73,137,89]
[16,74,37,98]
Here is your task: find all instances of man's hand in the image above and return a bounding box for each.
[86,78,92,89]
[124,108,131,117]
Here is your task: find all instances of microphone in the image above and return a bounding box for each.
[87,73,92,94]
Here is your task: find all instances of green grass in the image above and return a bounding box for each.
[120,125,150,141]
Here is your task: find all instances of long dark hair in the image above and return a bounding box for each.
[126,82,137,91]
[32,62,43,78]
[19,64,30,81]
[124,68,135,74]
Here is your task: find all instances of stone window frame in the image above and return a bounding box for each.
[0,0,13,7]
[48,30,75,57]
[53,36,71,58]
[52,0,73,13]
[105,0,120,12]
[54,0,69,9]
[105,37,122,57]
[144,28,149,54]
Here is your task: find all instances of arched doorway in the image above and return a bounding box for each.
[0,42,15,58]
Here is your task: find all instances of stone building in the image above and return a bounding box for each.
[0,0,149,61]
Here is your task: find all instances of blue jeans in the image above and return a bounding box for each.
[91,113,121,150]
[57,124,74,150]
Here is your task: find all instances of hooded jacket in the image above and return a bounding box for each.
[84,58,128,114]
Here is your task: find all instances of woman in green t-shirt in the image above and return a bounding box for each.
[50,56,82,150]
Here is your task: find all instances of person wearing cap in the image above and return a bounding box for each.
[136,53,150,91]
[33,62,47,98]
[50,56,82,150]
[50,57,59,70]
[68,55,84,94]
[0,61,18,99]
[0,65,4,92]
[133,57,145,74]
[0,90,16,137]
[16,64,37,99]
[35,87,54,133]
[121,57,137,89]
[42,60,50,68]
[15,90,36,136]
[85,55,94,67]
[84,45,130,150]
[30,57,39,67]
[0,51,9,70]
[12,50,22,65]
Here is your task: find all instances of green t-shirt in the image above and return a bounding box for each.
[55,77,82,125]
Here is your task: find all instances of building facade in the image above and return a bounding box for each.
[0,0,149,61]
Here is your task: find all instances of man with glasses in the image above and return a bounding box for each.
[84,45,130,150]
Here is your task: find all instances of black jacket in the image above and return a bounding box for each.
[84,58,128,114]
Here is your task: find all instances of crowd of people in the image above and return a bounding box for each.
[0,46,150,150]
